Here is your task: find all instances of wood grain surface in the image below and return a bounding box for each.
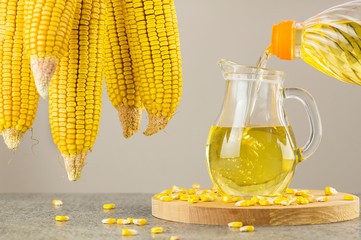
[152,190,360,226]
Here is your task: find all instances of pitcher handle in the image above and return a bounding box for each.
[283,88,322,161]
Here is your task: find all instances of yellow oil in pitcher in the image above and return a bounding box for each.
[206,126,301,196]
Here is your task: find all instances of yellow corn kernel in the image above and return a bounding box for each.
[188,189,196,195]
[52,200,63,206]
[171,185,186,194]
[117,219,131,225]
[344,195,355,200]
[162,189,173,195]
[228,221,243,228]
[200,189,213,195]
[273,197,286,205]
[192,184,200,189]
[295,190,309,196]
[251,196,265,203]
[179,194,190,201]
[209,192,218,200]
[200,194,214,202]
[160,195,174,202]
[259,199,272,206]
[210,186,218,193]
[155,193,168,200]
[103,204,115,209]
[171,193,180,200]
[240,225,254,232]
[286,188,297,194]
[235,200,255,207]
[325,187,338,196]
[122,229,138,236]
[281,198,295,206]
[170,237,180,240]
[102,218,116,224]
[232,196,244,202]
[55,216,69,221]
[151,227,163,234]
[316,196,329,202]
[126,218,134,224]
[221,194,232,203]
[301,193,314,198]
[296,197,309,205]
[188,195,199,203]
[308,197,317,203]
[133,219,147,226]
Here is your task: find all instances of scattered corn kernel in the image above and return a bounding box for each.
[171,193,180,200]
[251,196,265,203]
[221,195,233,203]
[240,225,254,232]
[126,218,134,224]
[344,195,355,200]
[211,186,218,193]
[273,197,285,205]
[286,188,297,194]
[180,194,190,201]
[155,193,168,200]
[192,184,200,189]
[228,221,243,228]
[200,194,214,202]
[308,197,317,203]
[325,187,338,196]
[171,185,187,194]
[170,237,180,240]
[296,197,309,205]
[235,200,255,207]
[102,218,116,224]
[55,216,69,221]
[160,195,174,202]
[200,189,213,195]
[316,196,329,202]
[133,218,147,226]
[209,192,218,199]
[259,199,271,206]
[122,229,138,236]
[52,200,63,206]
[117,219,131,225]
[162,189,173,195]
[103,204,115,209]
[151,227,163,234]
[295,190,309,196]
[188,189,196,195]
[232,196,244,202]
[188,195,199,203]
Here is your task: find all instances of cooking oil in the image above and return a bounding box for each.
[206,126,301,196]
[301,21,361,85]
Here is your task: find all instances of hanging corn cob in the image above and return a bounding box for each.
[24,0,78,99]
[122,0,182,136]
[104,0,142,138]
[0,0,40,149]
[49,0,105,181]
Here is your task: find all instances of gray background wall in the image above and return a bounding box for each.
[1,0,360,193]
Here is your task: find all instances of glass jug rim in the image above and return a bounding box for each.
[219,59,285,83]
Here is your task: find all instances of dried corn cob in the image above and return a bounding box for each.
[24,0,78,99]
[104,0,142,138]
[0,0,39,149]
[49,0,104,181]
[122,0,182,136]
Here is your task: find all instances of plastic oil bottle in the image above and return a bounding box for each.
[265,0,361,85]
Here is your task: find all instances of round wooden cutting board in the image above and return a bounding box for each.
[152,190,359,226]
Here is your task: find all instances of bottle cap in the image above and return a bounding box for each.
[271,20,297,60]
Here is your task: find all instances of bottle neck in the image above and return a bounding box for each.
[270,20,304,60]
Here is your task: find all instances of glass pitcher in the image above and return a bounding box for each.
[206,60,322,196]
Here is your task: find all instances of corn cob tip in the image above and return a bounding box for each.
[143,115,169,136]
[62,152,88,181]
[1,129,23,150]
[118,105,142,138]
[30,56,59,99]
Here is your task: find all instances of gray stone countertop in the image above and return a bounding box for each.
[0,193,360,240]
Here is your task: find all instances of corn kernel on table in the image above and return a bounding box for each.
[0,193,360,240]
